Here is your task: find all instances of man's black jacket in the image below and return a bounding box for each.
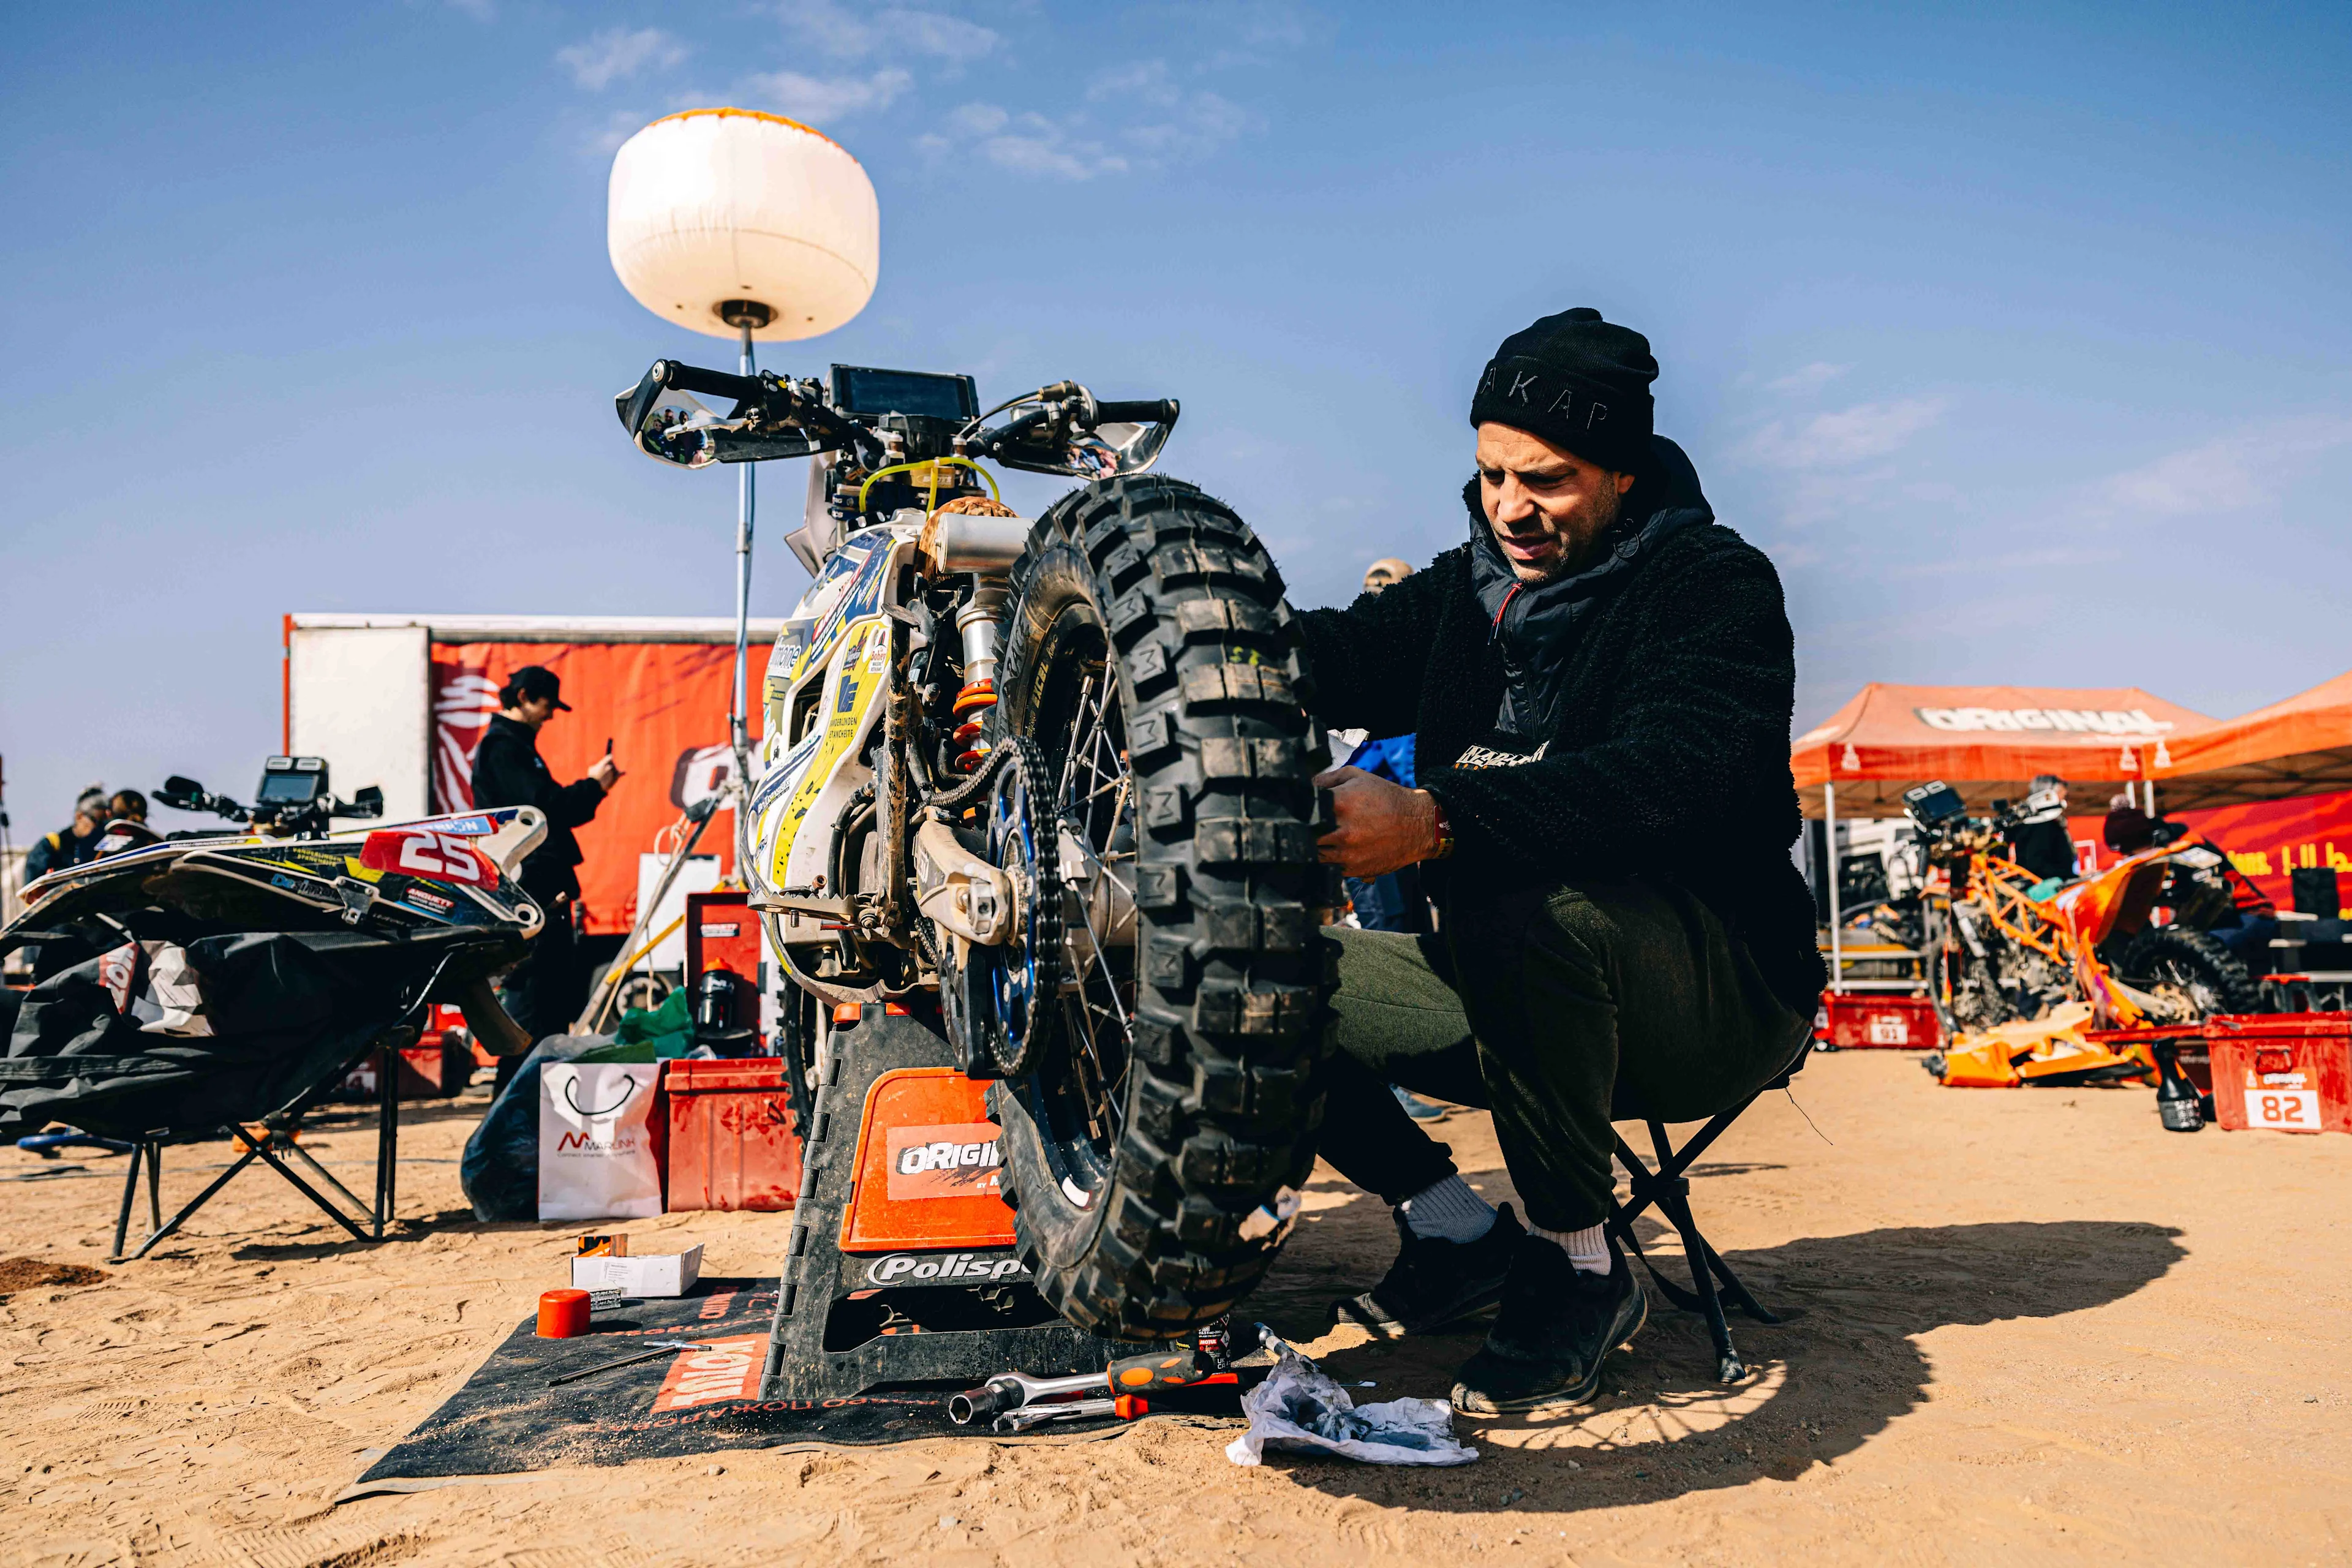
[1294,438,1826,1015]
[470,715,605,902]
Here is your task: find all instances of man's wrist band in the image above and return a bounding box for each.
[1427,795,1455,861]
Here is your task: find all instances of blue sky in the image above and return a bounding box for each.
[5,1,2350,829]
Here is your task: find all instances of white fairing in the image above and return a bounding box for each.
[743,527,920,974]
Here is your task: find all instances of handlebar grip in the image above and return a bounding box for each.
[1091,398,1178,426]
[660,362,763,404]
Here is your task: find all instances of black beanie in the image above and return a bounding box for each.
[1468,307,1657,473]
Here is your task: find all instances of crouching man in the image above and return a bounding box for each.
[1297,308,1824,1414]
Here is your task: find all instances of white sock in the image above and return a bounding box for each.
[1531,1221,1611,1276]
[1398,1174,1495,1243]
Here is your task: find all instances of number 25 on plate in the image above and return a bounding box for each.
[360,829,489,885]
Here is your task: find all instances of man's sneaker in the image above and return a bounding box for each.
[1332,1203,1523,1338]
[1450,1234,1646,1415]
[1390,1085,1449,1121]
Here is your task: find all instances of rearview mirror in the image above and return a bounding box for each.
[1079,419,1172,478]
[347,785,386,819]
[158,776,207,809]
[616,381,725,470]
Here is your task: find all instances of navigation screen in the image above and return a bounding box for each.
[257,769,324,804]
[831,366,977,421]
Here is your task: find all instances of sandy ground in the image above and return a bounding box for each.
[4,1050,2350,1567]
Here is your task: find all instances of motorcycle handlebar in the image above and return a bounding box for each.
[659,362,763,405]
[1091,398,1178,427]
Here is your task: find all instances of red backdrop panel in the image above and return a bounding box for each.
[2069,789,2352,916]
[428,642,756,936]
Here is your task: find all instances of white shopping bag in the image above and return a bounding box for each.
[538,1062,664,1220]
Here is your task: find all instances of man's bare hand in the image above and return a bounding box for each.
[588,755,622,790]
[1314,766,1440,878]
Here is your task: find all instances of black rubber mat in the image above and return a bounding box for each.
[350,1276,1234,1491]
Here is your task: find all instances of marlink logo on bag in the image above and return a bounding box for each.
[1912,707,2176,736]
[863,1250,1030,1287]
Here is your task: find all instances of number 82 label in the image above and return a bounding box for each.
[2247,1088,2320,1133]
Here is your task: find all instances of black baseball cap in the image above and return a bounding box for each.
[508,665,572,710]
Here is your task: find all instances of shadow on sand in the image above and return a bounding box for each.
[1251,1190,2184,1520]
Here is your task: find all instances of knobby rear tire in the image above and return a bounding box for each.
[986,475,1338,1340]
[2120,924,2261,1019]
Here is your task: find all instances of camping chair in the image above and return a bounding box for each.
[1604,1025,1816,1382]
[100,949,459,1262]
[107,1037,408,1262]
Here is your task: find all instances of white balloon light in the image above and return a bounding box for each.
[608,108,880,342]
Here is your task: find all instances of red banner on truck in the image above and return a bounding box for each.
[428,641,760,936]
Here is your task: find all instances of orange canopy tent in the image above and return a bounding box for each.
[1792,682,2218,818]
[2152,671,2352,811]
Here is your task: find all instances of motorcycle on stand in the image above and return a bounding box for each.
[1902,780,2264,1102]
[614,356,1338,1344]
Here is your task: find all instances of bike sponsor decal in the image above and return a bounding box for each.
[360,829,491,886]
[648,1333,767,1412]
[862,1250,1028,1287]
[405,886,457,915]
[1912,706,2176,736]
[773,616,893,886]
[430,814,494,837]
[884,1121,1003,1200]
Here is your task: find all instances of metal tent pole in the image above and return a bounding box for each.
[1825,782,1842,995]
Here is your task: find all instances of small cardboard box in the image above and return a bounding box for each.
[570,1242,704,1297]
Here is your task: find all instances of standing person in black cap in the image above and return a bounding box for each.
[471,666,621,1060]
[1295,307,1822,1415]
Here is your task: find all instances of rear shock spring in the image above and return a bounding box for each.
[950,586,1009,775]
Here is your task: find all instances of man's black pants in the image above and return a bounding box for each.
[1314,877,1810,1232]
[495,896,582,1088]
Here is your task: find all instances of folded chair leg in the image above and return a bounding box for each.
[1698,1238,1781,1325]
[375,1042,399,1238]
[232,1125,375,1245]
[123,1145,266,1262]
[1646,1119,1747,1382]
[145,1144,162,1234]
[277,1137,374,1223]
[110,1142,147,1264]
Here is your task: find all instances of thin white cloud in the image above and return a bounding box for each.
[1747,398,1947,470]
[1765,361,1849,396]
[781,1,1000,62]
[557,28,687,91]
[1081,61,1256,161]
[587,108,654,156]
[2097,415,2352,516]
[751,67,914,124]
[1090,60,1180,105]
[443,0,494,20]
[922,103,1129,180]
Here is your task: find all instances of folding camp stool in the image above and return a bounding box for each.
[107,1035,410,1263]
[1604,1028,1815,1383]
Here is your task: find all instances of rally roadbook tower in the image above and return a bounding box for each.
[761,1005,1119,1399]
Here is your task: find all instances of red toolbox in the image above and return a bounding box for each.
[336,1041,475,1101]
[662,1057,802,1211]
[1814,990,1942,1050]
[2207,1013,2352,1134]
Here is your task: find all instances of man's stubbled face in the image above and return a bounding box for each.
[1475,423,1635,584]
